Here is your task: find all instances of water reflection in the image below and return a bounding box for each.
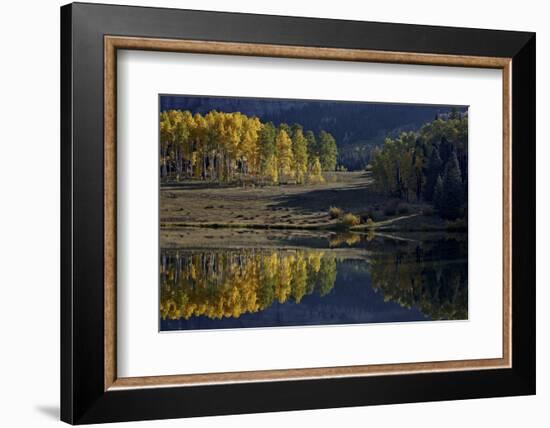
[159,234,467,331]
[160,249,337,321]
[328,232,366,247]
[369,241,468,320]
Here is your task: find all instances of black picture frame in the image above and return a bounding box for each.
[61,2,535,424]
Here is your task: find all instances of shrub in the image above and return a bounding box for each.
[308,174,325,184]
[328,206,344,219]
[397,203,410,214]
[341,213,360,227]
[366,218,375,228]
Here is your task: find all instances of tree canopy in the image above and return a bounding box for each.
[160,110,338,185]
[369,114,468,219]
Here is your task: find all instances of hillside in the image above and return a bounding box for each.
[160,95,467,170]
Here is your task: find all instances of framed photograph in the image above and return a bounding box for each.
[61,2,535,424]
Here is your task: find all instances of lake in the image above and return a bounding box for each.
[159,231,468,331]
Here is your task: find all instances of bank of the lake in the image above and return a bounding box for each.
[160,171,464,248]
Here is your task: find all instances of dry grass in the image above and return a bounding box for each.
[340,213,361,227]
[159,171,453,247]
[328,206,344,219]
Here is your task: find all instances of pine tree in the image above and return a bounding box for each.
[278,123,292,136]
[449,107,459,120]
[305,130,318,158]
[433,175,444,211]
[290,123,303,138]
[318,130,338,171]
[440,151,464,219]
[424,146,443,201]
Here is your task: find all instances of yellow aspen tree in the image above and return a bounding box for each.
[172,111,190,181]
[292,128,309,184]
[160,108,343,186]
[244,116,262,176]
[159,111,174,179]
[191,113,208,179]
[264,154,278,184]
[159,249,340,321]
[275,253,294,303]
[180,111,195,177]
[224,113,244,180]
[308,156,325,184]
[291,254,308,303]
[205,111,225,181]
[275,129,294,183]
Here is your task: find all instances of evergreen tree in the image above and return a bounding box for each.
[290,123,303,138]
[317,257,337,296]
[370,113,468,216]
[305,130,318,158]
[424,145,443,201]
[278,122,292,136]
[440,151,464,219]
[412,144,424,201]
[433,175,444,211]
[318,130,338,171]
[449,107,459,120]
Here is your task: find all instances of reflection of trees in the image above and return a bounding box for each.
[328,233,361,248]
[369,241,467,320]
[327,231,376,248]
[160,249,337,321]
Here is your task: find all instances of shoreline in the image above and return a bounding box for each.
[160,221,467,233]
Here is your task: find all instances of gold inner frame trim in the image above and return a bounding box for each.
[104,35,512,391]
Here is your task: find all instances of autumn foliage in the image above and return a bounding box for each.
[160,249,337,321]
[369,112,468,219]
[160,110,337,185]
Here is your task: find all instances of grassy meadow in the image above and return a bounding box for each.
[160,171,465,250]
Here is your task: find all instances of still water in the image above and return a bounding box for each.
[160,235,468,331]
[159,232,467,331]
